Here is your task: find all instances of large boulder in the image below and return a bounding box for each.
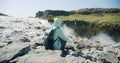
[0,42,30,63]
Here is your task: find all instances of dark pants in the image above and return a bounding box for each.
[60,40,66,50]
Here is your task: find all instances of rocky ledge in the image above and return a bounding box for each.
[0,16,120,63]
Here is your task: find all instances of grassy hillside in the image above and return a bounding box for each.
[47,13,120,41]
[48,13,120,25]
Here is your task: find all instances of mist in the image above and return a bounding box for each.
[90,33,115,44]
[61,24,76,37]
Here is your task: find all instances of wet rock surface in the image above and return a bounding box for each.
[0,16,120,63]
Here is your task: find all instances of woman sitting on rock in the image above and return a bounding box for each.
[44,18,69,50]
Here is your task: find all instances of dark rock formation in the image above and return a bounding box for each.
[0,26,6,29]
[0,46,31,63]
[36,8,120,18]
[36,11,44,17]
[36,10,70,18]
[0,13,8,16]
[19,37,30,42]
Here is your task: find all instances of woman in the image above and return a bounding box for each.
[53,18,69,50]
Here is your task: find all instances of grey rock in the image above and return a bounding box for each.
[19,37,30,42]
[0,42,6,48]
[0,26,6,29]
[0,43,29,62]
[96,46,103,51]
[76,43,86,49]
[3,40,13,45]
[34,26,41,29]
[97,52,118,63]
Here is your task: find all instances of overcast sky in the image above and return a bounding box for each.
[0,0,120,17]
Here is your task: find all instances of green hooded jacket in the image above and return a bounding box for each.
[53,18,68,50]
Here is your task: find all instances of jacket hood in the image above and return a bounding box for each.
[54,18,62,27]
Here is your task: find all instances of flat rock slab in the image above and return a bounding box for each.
[0,42,29,62]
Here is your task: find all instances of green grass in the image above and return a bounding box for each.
[48,13,120,25]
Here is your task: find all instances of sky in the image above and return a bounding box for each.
[0,0,120,17]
